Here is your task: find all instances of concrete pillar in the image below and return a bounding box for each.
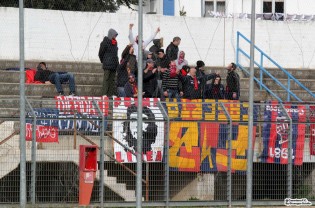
[197,173,215,200]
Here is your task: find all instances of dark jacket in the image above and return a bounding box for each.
[124,82,137,97]
[179,73,216,99]
[149,38,163,59]
[196,67,207,97]
[34,67,55,83]
[156,54,170,69]
[143,69,157,98]
[116,54,138,87]
[166,42,179,61]
[98,29,119,71]
[204,83,225,99]
[226,70,240,94]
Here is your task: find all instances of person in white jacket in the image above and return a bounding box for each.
[128,23,160,61]
[175,50,188,70]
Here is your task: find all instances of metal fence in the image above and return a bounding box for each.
[0,97,315,207]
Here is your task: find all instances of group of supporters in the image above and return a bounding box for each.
[29,24,240,99]
[98,24,241,101]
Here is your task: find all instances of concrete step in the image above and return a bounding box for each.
[236,78,315,91]
[252,68,315,80]
[0,70,103,86]
[0,83,102,97]
[96,170,136,201]
[240,89,315,102]
[0,60,103,74]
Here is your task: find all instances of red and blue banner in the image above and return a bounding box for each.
[309,105,315,155]
[167,99,257,173]
[26,108,59,143]
[261,101,306,165]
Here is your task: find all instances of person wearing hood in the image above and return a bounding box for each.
[98,28,119,96]
[203,75,225,99]
[128,23,160,61]
[175,50,188,70]
[149,38,163,60]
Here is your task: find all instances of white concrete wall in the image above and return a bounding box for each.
[174,0,202,17]
[286,0,315,15]
[1,7,315,69]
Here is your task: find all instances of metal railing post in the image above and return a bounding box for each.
[236,31,240,66]
[25,98,36,205]
[219,102,233,207]
[287,78,291,102]
[260,53,263,91]
[158,101,170,207]
[93,100,105,206]
[279,102,293,198]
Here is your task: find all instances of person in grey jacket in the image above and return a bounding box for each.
[98,28,119,96]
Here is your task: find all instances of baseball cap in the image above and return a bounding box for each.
[157,49,164,54]
[146,59,155,64]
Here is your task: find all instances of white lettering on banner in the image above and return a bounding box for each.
[266,105,305,115]
[57,115,101,132]
[312,128,315,136]
[25,123,32,138]
[276,116,290,144]
[55,96,107,115]
[25,123,57,140]
[269,147,295,159]
[37,126,57,139]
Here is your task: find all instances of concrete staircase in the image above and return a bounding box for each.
[1,60,314,203]
[206,67,315,102]
[1,60,314,101]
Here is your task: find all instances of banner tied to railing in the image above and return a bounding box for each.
[260,101,306,165]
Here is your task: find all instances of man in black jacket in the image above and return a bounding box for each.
[179,67,217,100]
[154,49,170,99]
[166,36,181,61]
[34,62,76,96]
[195,60,207,98]
[98,28,119,96]
[225,62,240,100]
[143,59,158,98]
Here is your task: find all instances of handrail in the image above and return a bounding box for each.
[236,31,315,102]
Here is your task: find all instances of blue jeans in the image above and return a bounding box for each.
[49,72,76,93]
[117,87,126,97]
[167,89,181,100]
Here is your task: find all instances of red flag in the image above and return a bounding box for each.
[309,106,315,155]
[26,123,58,143]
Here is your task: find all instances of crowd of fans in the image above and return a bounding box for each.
[98,24,241,100]
[29,24,240,99]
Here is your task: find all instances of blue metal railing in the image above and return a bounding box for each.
[236,31,315,102]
